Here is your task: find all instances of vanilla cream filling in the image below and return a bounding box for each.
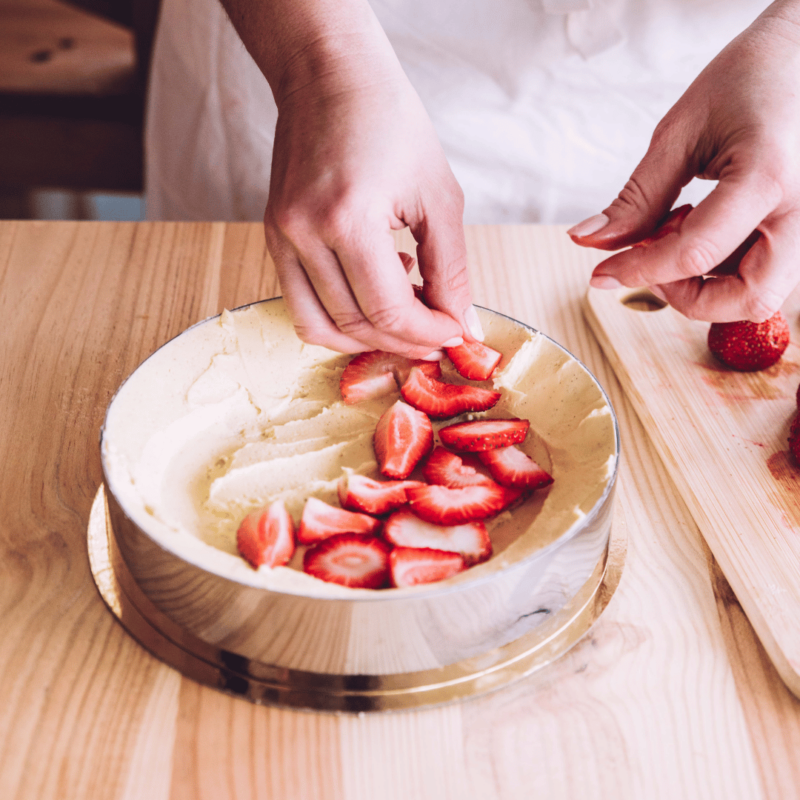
[102,299,617,597]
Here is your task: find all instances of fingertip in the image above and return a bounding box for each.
[567,213,610,240]
[463,305,485,342]
[590,275,623,290]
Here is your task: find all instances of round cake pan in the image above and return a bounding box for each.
[95,298,621,710]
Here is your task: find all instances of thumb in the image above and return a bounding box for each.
[412,195,482,341]
[568,128,694,251]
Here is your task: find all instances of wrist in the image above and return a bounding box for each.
[271,28,403,110]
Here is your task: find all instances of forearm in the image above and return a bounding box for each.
[219,0,403,106]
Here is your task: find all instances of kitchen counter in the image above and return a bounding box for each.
[1,220,798,800]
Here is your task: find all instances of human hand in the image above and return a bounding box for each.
[263,41,480,358]
[568,2,800,323]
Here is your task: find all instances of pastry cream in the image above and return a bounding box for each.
[101,299,617,597]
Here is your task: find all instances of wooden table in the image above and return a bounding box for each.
[2,220,800,800]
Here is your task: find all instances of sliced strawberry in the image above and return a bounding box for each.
[633,204,693,248]
[297,497,380,544]
[337,472,424,516]
[438,418,530,452]
[373,399,434,479]
[400,367,501,419]
[406,482,518,526]
[340,351,441,405]
[236,500,296,569]
[389,546,467,588]
[445,340,503,381]
[422,446,495,488]
[384,508,492,565]
[303,533,391,589]
[478,445,554,489]
[790,413,800,463]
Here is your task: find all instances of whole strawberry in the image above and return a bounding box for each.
[707,311,789,372]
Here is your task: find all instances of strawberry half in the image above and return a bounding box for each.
[439,418,530,452]
[406,482,519,526]
[337,472,424,516]
[340,350,442,405]
[400,367,501,419]
[707,311,790,372]
[303,533,391,589]
[384,508,492,565]
[478,445,553,490]
[389,546,467,588]
[297,497,380,544]
[633,204,693,248]
[236,500,296,569]
[374,399,434,479]
[422,446,495,488]
[445,340,503,381]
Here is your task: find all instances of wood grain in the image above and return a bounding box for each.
[585,284,800,697]
[2,221,800,799]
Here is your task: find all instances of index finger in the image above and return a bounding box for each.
[334,223,466,349]
[590,171,781,290]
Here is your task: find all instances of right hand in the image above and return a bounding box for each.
[264,43,480,359]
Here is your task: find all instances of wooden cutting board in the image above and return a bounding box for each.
[584,286,800,697]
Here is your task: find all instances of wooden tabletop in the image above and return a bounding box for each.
[2,220,799,800]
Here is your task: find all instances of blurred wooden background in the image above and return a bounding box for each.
[0,0,159,219]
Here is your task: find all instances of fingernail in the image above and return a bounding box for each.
[463,306,485,342]
[568,213,610,238]
[422,349,445,361]
[590,275,623,290]
[647,285,667,302]
[442,336,463,348]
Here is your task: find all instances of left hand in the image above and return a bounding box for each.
[568,1,800,323]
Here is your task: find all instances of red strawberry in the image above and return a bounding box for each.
[236,500,296,569]
[422,446,495,488]
[303,533,391,589]
[707,311,789,372]
[439,418,530,452]
[790,413,800,463]
[445,340,503,381]
[478,446,554,490]
[406,482,519,526]
[384,508,492,565]
[389,546,467,588]
[337,472,424,516]
[400,367,501,419]
[374,399,434,479]
[340,351,441,405]
[297,497,380,544]
[633,204,693,247]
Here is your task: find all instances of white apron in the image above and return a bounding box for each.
[145,0,764,224]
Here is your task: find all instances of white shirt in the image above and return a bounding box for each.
[145,0,764,223]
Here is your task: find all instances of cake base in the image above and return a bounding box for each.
[87,484,626,713]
